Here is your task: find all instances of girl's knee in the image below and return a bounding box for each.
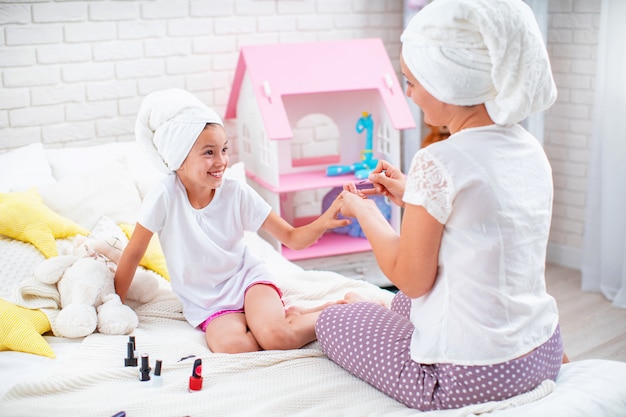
[207,332,260,353]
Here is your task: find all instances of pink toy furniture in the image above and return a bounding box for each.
[225,38,415,260]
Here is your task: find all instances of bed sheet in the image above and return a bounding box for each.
[0,336,81,399]
[2,308,626,417]
[1,233,626,417]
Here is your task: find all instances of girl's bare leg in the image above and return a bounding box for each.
[244,284,337,350]
[245,284,377,350]
[204,312,261,353]
[208,285,381,352]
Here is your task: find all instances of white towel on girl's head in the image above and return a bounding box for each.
[135,88,223,174]
[401,0,556,126]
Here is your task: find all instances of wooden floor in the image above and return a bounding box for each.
[294,252,626,363]
[545,263,626,362]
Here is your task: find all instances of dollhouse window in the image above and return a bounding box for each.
[377,121,391,156]
[242,123,252,155]
[260,131,270,167]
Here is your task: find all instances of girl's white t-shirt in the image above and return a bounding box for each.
[138,175,272,327]
[403,124,559,366]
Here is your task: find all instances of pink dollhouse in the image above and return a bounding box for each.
[225,38,416,260]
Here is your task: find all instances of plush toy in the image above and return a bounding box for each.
[34,234,159,339]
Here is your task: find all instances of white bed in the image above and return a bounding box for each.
[1,142,626,417]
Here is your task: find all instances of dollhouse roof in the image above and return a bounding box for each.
[224,38,416,141]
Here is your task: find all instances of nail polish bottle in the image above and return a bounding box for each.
[188,358,203,391]
[124,341,137,367]
[152,359,163,387]
[139,354,151,381]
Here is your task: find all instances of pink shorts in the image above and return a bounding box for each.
[199,282,283,332]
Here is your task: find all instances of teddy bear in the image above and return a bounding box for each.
[34,234,160,339]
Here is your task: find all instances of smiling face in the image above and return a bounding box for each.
[176,124,229,205]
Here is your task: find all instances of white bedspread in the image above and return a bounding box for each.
[2,233,626,417]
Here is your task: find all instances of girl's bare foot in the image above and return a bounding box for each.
[285,300,346,319]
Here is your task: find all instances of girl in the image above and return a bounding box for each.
[316,0,565,411]
[115,88,351,354]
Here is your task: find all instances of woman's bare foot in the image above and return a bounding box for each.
[344,292,386,306]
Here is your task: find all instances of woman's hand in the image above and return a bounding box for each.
[361,160,406,207]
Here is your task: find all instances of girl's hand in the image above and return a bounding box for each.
[339,189,376,219]
[342,182,367,198]
[361,160,406,207]
[319,194,352,230]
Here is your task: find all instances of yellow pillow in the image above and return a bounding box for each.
[119,223,170,281]
[0,189,89,258]
[0,299,55,358]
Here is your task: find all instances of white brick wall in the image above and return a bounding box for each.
[544,0,601,268]
[0,0,404,151]
[0,0,602,270]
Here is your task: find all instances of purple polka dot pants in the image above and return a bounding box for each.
[315,292,563,411]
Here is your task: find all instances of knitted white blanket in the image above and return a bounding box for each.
[1,265,557,417]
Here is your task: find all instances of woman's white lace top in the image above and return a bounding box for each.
[402,124,559,365]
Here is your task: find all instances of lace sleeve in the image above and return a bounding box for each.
[403,149,454,224]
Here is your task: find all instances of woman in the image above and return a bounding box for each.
[315,0,565,410]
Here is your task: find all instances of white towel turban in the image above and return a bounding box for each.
[401,0,557,126]
[135,88,224,174]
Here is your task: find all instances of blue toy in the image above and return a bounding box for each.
[326,112,378,179]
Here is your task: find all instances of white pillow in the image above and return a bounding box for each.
[0,236,73,302]
[46,141,166,199]
[127,141,167,199]
[0,237,45,301]
[0,143,55,192]
[123,141,166,186]
[36,159,143,230]
[45,142,135,181]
